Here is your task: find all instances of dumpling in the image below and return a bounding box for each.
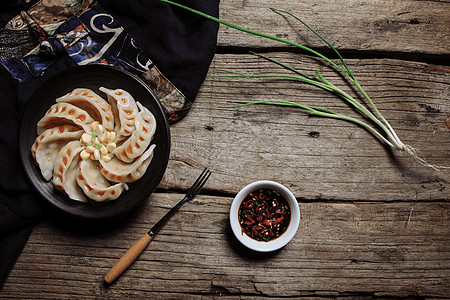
[99,144,156,183]
[32,85,158,203]
[99,87,138,142]
[113,102,156,163]
[31,125,84,181]
[56,88,114,131]
[37,102,95,135]
[76,159,128,202]
[52,141,87,202]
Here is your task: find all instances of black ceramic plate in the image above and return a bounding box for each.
[19,65,170,220]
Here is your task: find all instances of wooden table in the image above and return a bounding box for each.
[2,0,449,298]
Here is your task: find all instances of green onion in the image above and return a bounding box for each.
[160,0,448,170]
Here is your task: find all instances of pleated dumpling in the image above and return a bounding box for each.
[31,125,84,181]
[99,87,138,142]
[52,141,87,202]
[36,102,95,135]
[56,88,114,131]
[76,160,128,202]
[32,85,158,203]
[113,102,157,163]
[99,144,156,183]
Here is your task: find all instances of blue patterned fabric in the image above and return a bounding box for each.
[0,2,189,122]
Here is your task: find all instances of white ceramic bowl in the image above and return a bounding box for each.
[230,181,300,252]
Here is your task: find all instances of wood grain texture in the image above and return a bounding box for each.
[162,53,450,201]
[217,0,450,56]
[2,0,450,298]
[1,53,448,300]
[104,233,152,284]
[1,194,449,298]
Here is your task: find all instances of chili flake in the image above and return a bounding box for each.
[238,189,291,242]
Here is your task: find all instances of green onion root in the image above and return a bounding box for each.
[160,0,448,170]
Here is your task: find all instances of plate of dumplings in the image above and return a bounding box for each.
[20,65,171,220]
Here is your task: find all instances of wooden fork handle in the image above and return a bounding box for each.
[104,233,152,284]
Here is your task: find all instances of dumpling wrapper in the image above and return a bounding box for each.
[37,102,95,135]
[113,102,156,163]
[99,87,138,143]
[31,125,84,181]
[52,141,87,202]
[99,144,156,183]
[77,159,128,202]
[56,88,114,131]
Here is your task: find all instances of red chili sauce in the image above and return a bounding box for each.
[238,189,291,242]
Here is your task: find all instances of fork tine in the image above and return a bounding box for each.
[190,168,208,189]
[189,168,211,197]
[193,170,211,195]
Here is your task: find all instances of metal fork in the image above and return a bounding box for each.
[104,168,212,284]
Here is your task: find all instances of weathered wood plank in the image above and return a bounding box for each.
[1,193,449,298]
[162,53,450,201]
[3,53,447,299]
[2,1,449,298]
[217,0,450,56]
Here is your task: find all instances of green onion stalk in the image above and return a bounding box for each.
[160,0,447,170]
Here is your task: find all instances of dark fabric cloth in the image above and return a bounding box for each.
[0,0,219,290]
[99,0,219,106]
[0,1,37,28]
[0,54,76,290]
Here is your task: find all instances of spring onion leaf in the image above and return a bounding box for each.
[160,0,448,170]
